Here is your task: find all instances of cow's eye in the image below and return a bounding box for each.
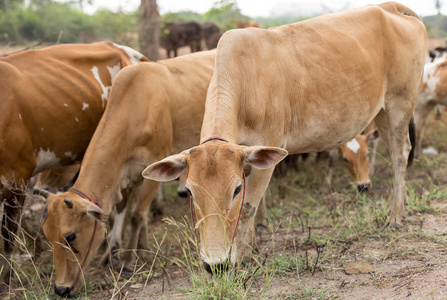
[65,233,76,244]
[233,185,242,199]
[343,157,349,163]
[185,187,193,198]
[65,233,79,254]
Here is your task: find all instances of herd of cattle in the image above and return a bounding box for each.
[0,1,445,297]
[160,21,221,58]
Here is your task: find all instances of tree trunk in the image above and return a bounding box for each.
[138,0,159,60]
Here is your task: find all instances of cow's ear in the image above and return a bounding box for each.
[142,153,187,182]
[33,188,52,200]
[86,205,108,223]
[244,146,288,169]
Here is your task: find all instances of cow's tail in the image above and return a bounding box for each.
[407,117,416,168]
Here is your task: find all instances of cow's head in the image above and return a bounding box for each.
[142,142,287,272]
[40,190,107,297]
[339,132,376,192]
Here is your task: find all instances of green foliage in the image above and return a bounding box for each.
[423,14,447,38]
[91,9,138,48]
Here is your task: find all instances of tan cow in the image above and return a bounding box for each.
[40,50,216,297]
[143,2,426,271]
[0,41,148,284]
[414,55,447,157]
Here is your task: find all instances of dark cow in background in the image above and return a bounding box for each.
[202,22,221,50]
[160,21,204,57]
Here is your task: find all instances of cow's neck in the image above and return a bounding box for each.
[200,95,239,144]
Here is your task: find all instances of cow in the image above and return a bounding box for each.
[202,22,221,50]
[160,21,204,58]
[142,2,426,272]
[39,50,216,297]
[0,41,148,285]
[414,55,447,157]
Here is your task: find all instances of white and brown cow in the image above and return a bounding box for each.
[41,50,216,297]
[414,55,447,157]
[143,2,426,271]
[0,41,148,285]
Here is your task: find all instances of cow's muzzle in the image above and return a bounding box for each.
[54,284,71,297]
[357,181,371,193]
[204,259,231,274]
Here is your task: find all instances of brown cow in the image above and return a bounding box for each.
[143,2,426,272]
[0,41,148,285]
[41,50,216,297]
[414,56,447,157]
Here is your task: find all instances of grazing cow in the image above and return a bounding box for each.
[203,22,221,50]
[160,21,204,58]
[276,131,375,192]
[40,50,215,297]
[143,2,426,271]
[415,55,447,157]
[0,41,148,285]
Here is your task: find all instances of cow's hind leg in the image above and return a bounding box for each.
[373,108,414,227]
[414,100,437,158]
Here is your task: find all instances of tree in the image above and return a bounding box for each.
[138,0,159,60]
[436,0,443,15]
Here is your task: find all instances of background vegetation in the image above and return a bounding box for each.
[2,0,445,51]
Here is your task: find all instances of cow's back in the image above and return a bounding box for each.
[0,42,146,180]
[202,2,426,153]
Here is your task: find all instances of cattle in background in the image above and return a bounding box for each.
[276,130,376,193]
[415,54,447,157]
[0,41,148,285]
[160,21,204,58]
[143,2,426,272]
[39,50,215,297]
[203,22,221,50]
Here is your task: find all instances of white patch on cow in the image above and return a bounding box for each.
[75,117,79,122]
[422,63,442,99]
[91,66,110,109]
[112,43,145,65]
[423,146,439,155]
[64,152,77,160]
[109,209,126,249]
[33,148,61,176]
[64,103,68,107]
[18,114,22,120]
[108,63,121,83]
[430,52,447,64]
[82,103,89,111]
[346,138,360,154]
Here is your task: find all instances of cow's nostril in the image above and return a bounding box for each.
[54,285,70,297]
[357,184,370,193]
[204,261,230,274]
[177,190,188,198]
